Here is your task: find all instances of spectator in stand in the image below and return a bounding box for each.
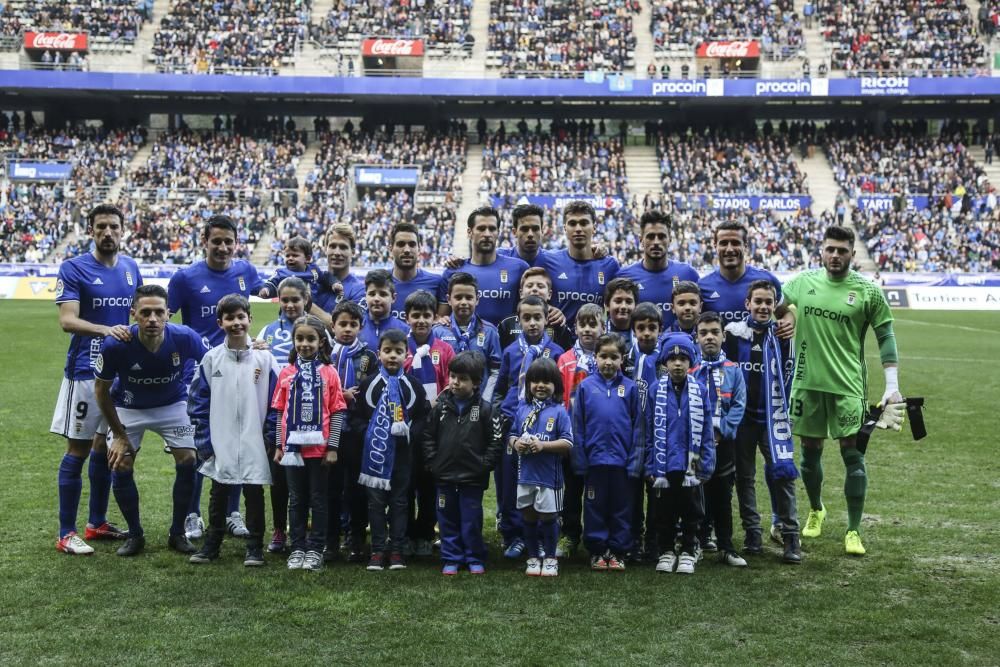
[859,207,1000,272]
[312,0,470,52]
[3,0,147,43]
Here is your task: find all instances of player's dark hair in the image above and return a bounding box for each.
[277,276,312,312]
[378,328,407,350]
[639,209,671,231]
[563,199,596,223]
[390,221,421,245]
[364,268,395,292]
[133,284,168,303]
[447,271,478,295]
[697,311,723,327]
[517,294,548,318]
[746,279,777,299]
[87,203,125,228]
[326,223,356,251]
[467,205,500,229]
[284,236,313,259]
[404,289,437,315]
[519,267,552,292]
[671,280,701,302]
[288,315,331,365]
[575,303,604,329]
[631,302,663,329]
[449,350,485,385]
[596,332,629,357]
[331,300,365,325]
[512,204,544,228]
[524,357,563,402]
[713,220,748,243]
[824,225,856,246]
[217,293,250,319]
[203,214,238,238]
[604,277,639,304]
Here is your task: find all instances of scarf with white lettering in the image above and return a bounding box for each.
[332,338,366,390]
[651,378,705,488]
[282,358,325,467]
[517,330,551,401]
[748,319,798,482]
[359,367,407,490]
[408,331,439,402]
[572,340,596,377]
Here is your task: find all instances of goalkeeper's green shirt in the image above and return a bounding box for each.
[782,270,893,399]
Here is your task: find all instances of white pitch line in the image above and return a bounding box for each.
[894,318,999,335]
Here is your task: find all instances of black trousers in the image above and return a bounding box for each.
[268,457,288,534]
[652,473,704,556]
[341,431,369,544]
[208,479,264,549]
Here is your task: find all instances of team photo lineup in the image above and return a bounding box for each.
[51,197,906,577]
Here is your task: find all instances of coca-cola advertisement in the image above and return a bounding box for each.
[695,40,760,59]
[361,38,425,57]
[24,32,89,52]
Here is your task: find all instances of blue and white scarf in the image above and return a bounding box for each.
[449,314,479,352]
[517,330,551,401]
[408,331,439,401]
[748,319,798,482]
[359,367,408,490]
[572,340,596,377]
[282,358,325,467]
[698,352,728,431]
[651,378,705,488]
[332,338,366,390]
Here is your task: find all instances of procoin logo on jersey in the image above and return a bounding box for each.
[546,417,555,432]
[172,353,180,366]
[500,270,508,283]
[238,277,246,291]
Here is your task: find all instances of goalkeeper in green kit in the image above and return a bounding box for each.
[782,226,903,556]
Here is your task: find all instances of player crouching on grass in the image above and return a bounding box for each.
[94,285,209,557]
[186,295,281,567]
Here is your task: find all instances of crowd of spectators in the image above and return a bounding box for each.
[311,0,471,49]
[487,0,639,77]
[0,182,84,263]
[858,207,999,272]
[656,130,809,194]
[152,0,310,75]
[816,0,987,75]
[0,0,150,44]
[650,0,804,59]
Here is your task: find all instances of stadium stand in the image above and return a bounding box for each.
[311,0,472,55]
[487,0,640,76]
[152,0,310,74]
[0,0,150,51]
[815,0,987,75]
[650,0,805,60]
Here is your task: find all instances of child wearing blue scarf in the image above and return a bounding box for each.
[432,272,502,402]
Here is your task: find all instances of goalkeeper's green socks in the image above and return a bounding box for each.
[841,447,867,533]
[800,446,824,511]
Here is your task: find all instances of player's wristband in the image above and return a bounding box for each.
[883,366,899,396]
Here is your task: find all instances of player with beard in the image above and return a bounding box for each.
[52,204,141,554]
[498,204,549,267]
[389,222,442,320]
[438,206,530,325]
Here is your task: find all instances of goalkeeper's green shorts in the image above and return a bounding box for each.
[789,388,866,440]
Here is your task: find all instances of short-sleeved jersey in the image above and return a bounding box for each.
[498,246,551,268]
[617,260,700,327]
[95,323,208,409]
[438,255,530,325]
[55,252,142,380]
[535,250,620,325]
[782,270,893,399]
[167,260,263,347]
[698,265,783,326]
[512,400,574,489]
[391,269,442,320]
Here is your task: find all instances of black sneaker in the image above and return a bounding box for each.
[348,549,368,563]
[389,551,407,570]
[117,535,146,557]
[366,553,385,571]
[244,546,266,567]
[743,531,764,555]
[323,545,341,563]
[702,537,719,553]
[782,534,802,565]
[168,534,197,554]
[189,545,220,564]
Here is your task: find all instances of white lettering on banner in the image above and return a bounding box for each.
[713,197,752,210]
[759,197,802,211]
[860,77,910,95]
[905,286,1000,310]
[703,40,756,58]
[92,296,132,309]
[859,198,894,212]
[651,80,708,96]
[29,32,85,50]
[12,165,36,178]
[755,80,811,95]
[368,39,421,56]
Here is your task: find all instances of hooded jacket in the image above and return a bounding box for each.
[422,389,503,488]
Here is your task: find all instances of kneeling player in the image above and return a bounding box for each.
[94,285,208,556]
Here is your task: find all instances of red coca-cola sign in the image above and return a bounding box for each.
[24,32,89,51]
[696,40,760,58]
[361,38,424,57]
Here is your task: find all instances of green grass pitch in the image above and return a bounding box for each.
[1,300,998,665]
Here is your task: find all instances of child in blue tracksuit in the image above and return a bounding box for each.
[572,333,643,572]
[691,312,747,567]
[494,295,566,558]
[647,333,715,575]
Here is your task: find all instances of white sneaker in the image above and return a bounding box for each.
[722,551,748,568]
[302,550,323,571]
[184,513,204,540]
[226,512,249,537]
[769,523,783,546]
[676,552,697,574]
[525,557,542,576]
[56,532,95,555]
[655,552,677,573]
[287,549,305,570]
[541,558,559,577]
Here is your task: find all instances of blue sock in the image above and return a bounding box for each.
[58,454,86,538]
[541,520,559,558]
[112,470,142,538]
[227,484,242,514]
[172,463,197,536]
[87,450,112,527]
[523,520,540,558]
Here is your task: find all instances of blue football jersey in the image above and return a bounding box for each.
[617,260,700,327]
[167,260,264,346]
[698,266,783,326]
[498,246,550,268]
[95,323,208,409]
[512,400,574,489]
[314,272,367,313]
[391,269,442,320]
[438,256,529,325]
[55,252,142,380]
[536,250,620,325]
